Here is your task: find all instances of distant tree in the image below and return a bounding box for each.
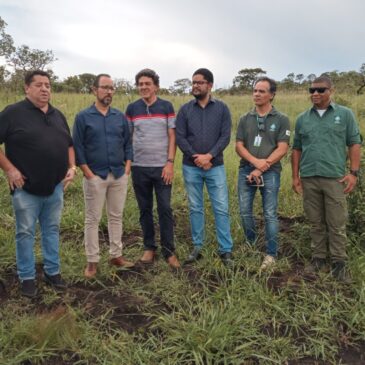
[114,78,134,94]
[78,73,96,93]
[306,74,317,83]
[356,63,365,95]
[170,78,191,94]
[0,16,57,91]
[232,68,266,92]
[7,45,56,72]
[295,73,304,84]
[0,17,15,58]
[61,75,83,93]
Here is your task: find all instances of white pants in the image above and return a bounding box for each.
[83,173,128,262]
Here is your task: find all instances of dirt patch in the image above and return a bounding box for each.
[67,281,158,333]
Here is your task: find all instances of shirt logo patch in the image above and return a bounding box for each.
[269,124,276,132]
[334,116,341,124]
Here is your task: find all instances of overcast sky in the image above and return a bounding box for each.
[1,0,365,88]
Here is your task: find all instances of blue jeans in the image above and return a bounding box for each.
[238,166,280,256]
[183,164,233,254]
[12,183,64,280]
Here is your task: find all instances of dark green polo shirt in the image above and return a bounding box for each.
[293,103,362,178]
[236,107,290,173]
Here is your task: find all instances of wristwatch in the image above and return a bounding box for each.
[350,169,359,177]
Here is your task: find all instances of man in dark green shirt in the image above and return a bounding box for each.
[236,77,290,271]
[292,75,362,283]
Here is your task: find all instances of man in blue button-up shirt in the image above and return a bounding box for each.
[176,68,234,267]
[73,74,134,278]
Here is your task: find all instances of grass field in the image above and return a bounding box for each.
[0,91,364,365]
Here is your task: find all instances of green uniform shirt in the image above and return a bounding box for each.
[236,107,290,173]
[293,103,362,178]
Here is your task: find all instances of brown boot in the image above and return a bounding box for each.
[109,256,135,268]
[84,262,97,279]
[139,250,155,264]
[167,255,181,269]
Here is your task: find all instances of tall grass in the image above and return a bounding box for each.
[0,91,364,364]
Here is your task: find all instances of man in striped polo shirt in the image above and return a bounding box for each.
[126,69,180,269]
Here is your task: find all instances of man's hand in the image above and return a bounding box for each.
[63,167,76,190]
[339,174,357,194]
[6,167,26,190]
[161,162,174,184]
[253,158,270,172]
[193,153,213,169]
[292,177,303,195]
[247,169,263,184]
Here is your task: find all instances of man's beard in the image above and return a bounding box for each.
[100,96,112,106]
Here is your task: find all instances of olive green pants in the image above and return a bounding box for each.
[301,177,348,262]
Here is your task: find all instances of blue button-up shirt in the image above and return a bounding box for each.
[73,104,133,179]
[176,97,231,167]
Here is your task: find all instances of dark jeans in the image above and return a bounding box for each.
[131,166,175,258]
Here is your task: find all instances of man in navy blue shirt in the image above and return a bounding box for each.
[176,68,234,266]
[73,74,134,278]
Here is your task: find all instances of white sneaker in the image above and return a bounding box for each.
[260,255,276,271]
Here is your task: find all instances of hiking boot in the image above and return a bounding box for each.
[110,256,135,268]
[44,273,67,290]
[167,255,181,269]
[331,261,352,284]
[184,247,202,265]
[84,262,98,279]
[220,252,233,268]
[20,279,37,298]
[260,255,276,271]
[304,257,327,274]
[139,250,156,264]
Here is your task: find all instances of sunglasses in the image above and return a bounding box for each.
[257,117,265,131]
[309,87,328,94]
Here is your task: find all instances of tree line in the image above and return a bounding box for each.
[1,17,365,95]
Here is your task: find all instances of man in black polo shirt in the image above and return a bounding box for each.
[0,70,76,297]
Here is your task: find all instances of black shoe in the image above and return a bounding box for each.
[184,247,202,265]
[331,261,352,284]
[304,257,327,274]
[220,252,233,268]
[44,273,67,291]
[20,279,37,298]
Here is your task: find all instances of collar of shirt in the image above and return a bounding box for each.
[193,96,217,106]
[248,106,278,116]
[24,97,55,114]
[310,101,336,113]
[88,103,119,116]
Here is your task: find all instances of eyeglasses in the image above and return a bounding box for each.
[192,81,208,86]
[309,87,328,94]
[257,117,265,131]
[98,85,115,92]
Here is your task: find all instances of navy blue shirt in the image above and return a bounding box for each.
[73,104,133,179]
[175,97,231,167]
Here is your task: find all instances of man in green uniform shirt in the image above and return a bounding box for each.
[292,75,362,283]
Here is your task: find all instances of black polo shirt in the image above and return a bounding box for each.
[0,98,72,196]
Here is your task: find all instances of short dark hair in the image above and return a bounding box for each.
[312,74,333,88]
[135,68,160,87]
[24,70,50,86]
[254,76,277,94]
[93,74,111,88]
[193,68,214,84]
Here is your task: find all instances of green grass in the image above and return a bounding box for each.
[0,92,364,364]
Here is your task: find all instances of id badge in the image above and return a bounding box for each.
[254,135,262,147]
